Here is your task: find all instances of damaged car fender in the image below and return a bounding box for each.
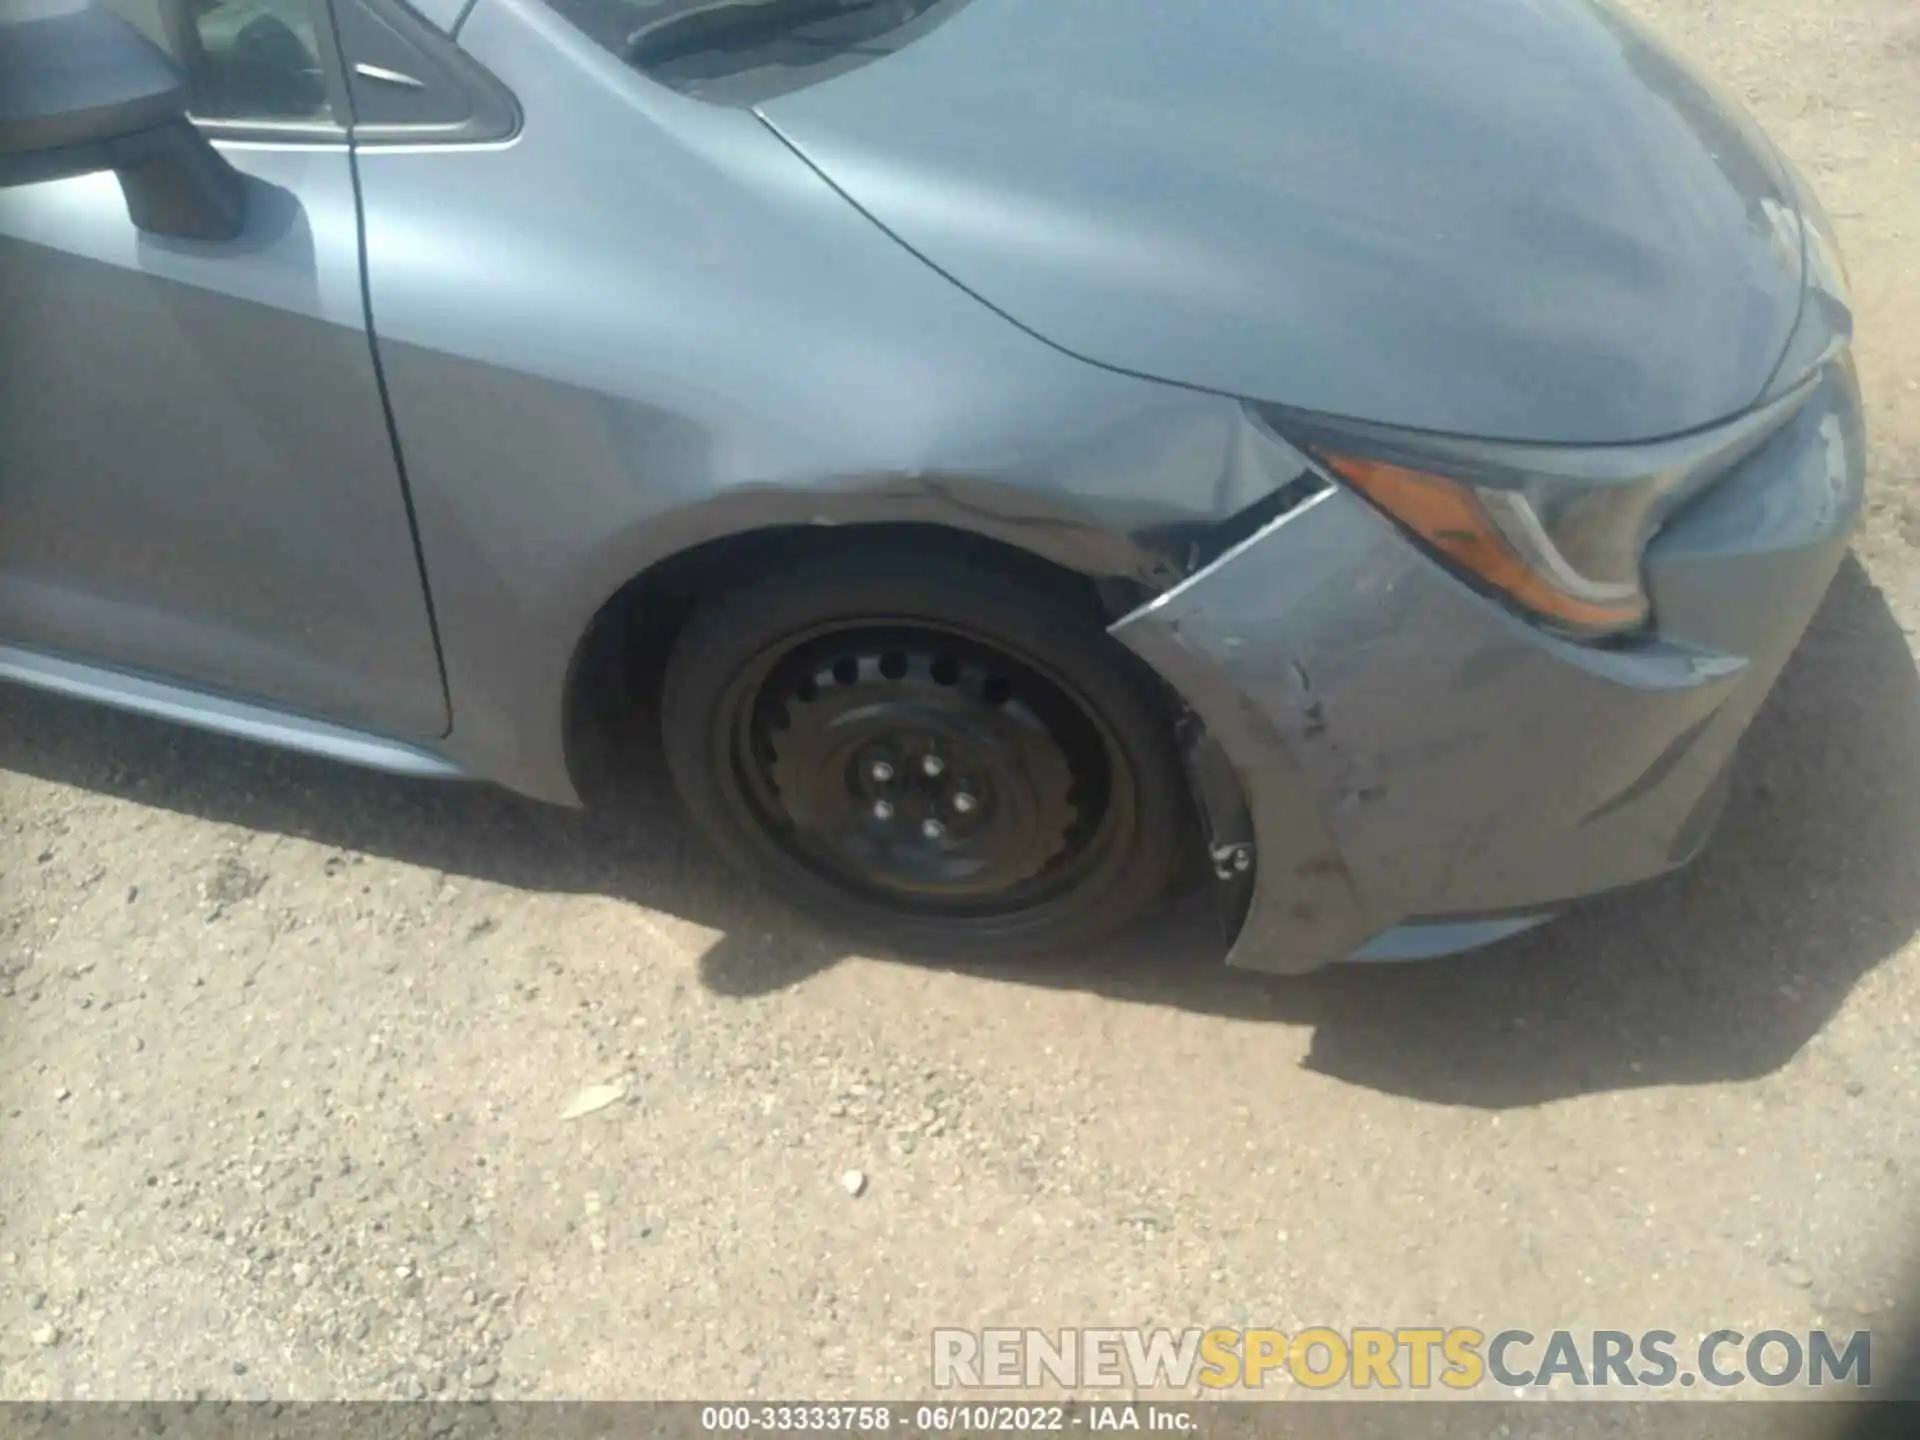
[1111,439,1766,975]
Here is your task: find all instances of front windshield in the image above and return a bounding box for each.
[543,0,973,103]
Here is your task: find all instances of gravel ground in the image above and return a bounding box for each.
[4,0,1920,1405]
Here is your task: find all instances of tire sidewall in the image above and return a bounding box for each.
[660,555,1185,957]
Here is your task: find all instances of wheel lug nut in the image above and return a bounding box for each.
[870,761,894,784]
[922,755,945,778]
[921,818,946,840]
[951,791,977,814]
[872,800,895,821]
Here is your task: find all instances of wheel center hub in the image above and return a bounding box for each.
[759,644,1081,900]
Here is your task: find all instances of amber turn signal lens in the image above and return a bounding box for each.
[1319,453,1647,634]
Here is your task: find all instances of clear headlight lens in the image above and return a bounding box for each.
[1278,377,1823,642]
[1314,454,1655,636]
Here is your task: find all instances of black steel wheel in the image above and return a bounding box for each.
[661,552,1186,956]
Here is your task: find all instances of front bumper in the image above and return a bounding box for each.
[1112,358,1867,973]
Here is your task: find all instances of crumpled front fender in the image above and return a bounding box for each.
[1112,352,1864,975]
[1109,482,1774,974]
[1111,506,1378,974]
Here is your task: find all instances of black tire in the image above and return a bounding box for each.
[659,550,1187,957]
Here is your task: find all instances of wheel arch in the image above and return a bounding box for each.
[434,477,1184,809]
[564,515,1179,790]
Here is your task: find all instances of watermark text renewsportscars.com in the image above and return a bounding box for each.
[931,1327,1873,1392]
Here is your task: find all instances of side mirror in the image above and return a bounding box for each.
[0,0,245,241]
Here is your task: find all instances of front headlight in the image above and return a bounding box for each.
[1266,381,1823,641]
[1313,453,1656,635]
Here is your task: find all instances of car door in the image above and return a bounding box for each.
[0,0,448,739]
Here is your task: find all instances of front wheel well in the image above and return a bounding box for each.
[563,523,1174,802]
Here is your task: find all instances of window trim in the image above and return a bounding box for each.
[173,0,356,145]
[149,0,517,149]
[197,116,351,145]
[332,0,521,147]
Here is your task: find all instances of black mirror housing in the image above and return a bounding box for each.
[0,1,245,241]
[107,119,248,240]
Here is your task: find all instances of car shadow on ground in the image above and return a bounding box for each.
[2,556,1914,1109]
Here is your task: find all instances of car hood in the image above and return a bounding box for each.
[757,0,1806,445]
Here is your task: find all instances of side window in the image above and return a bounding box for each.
[102,0,334,123]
